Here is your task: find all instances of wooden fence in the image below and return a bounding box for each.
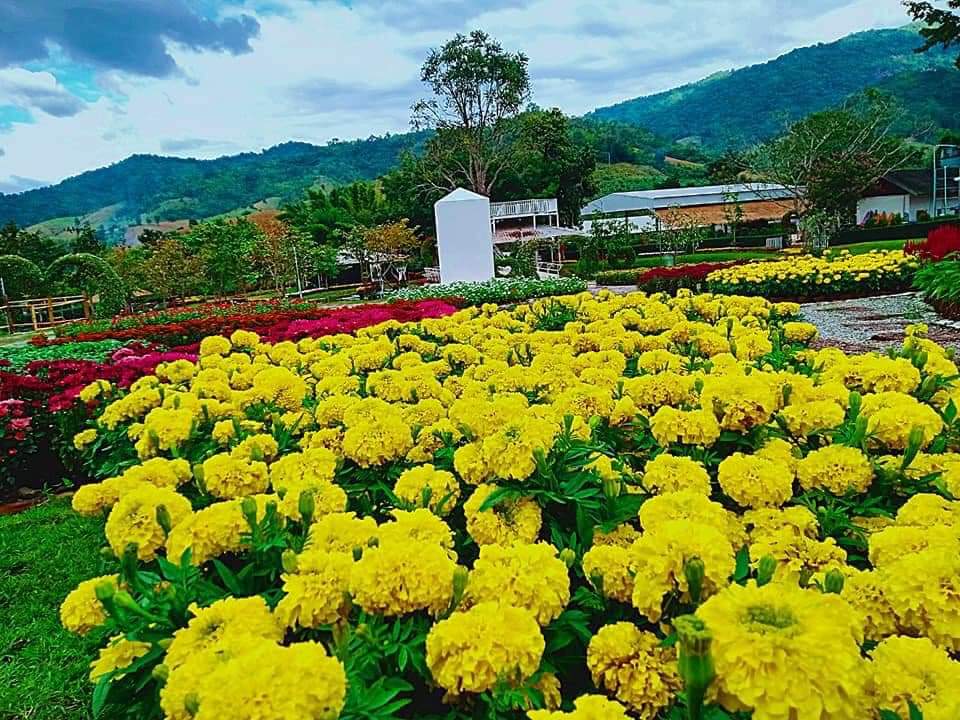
[1,294,92,333]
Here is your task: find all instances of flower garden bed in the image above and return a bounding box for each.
[42,289,960,719]
[0,300,458,496]
[390,277,586,305]
[706,250,918,302]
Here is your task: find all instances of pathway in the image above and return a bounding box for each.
[801,292,960,353]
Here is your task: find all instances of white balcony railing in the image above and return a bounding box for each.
[490,198,558,219]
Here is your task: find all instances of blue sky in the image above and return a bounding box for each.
[0,0,911,194]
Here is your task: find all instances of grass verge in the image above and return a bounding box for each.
[0,498,104,720]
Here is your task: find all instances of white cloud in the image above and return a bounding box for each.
[0,68,85,118]
[0,0,911,189]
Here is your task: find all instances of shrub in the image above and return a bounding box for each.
[905,225,960,261]
[0,255,44,299]
[390,277,587,305]
[47,254,128,317]
[594,268,644,285]
[914,259,960,309]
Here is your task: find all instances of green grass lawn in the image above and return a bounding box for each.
[0,498,105,720]
[832,239,910,254]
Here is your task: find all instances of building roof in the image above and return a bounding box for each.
[581,183,795,216]
[881,170,935,197]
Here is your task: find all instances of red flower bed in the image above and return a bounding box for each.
[637,260,748,293]
[34,299,459,347]
[905,225,960,261]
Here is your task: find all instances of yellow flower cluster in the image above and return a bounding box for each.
[60,289,960,719]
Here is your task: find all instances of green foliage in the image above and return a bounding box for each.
[0,499,105,720]
[281,181,389,246]
[0,136,429,229]
[182,219,260,296]
[906,0,960,68]
[0,222,66,268]
[47,254,128,317]
[0,254,45,299]
[914,259,960,304]
[590,163,666,197]
[0,340,124,368]
[588,27,958,147]
[390,277,586,305]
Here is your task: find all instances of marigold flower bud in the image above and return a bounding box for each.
[559,548,577,569]
[297,490,315,526]
[684,556,706,605]
[756,555,777,586]
[151,664,169,684]
[240,496,258,527]
[281,549,299,574]
[823,568,844,595]
[675,614,715,720]
[155,505,172,535]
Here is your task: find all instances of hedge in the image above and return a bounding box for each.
[46,254,127,318]
[0,255,44,299]
[833,217,960,245]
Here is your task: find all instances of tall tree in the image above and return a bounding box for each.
[411,30,530,195]
[141,238,205,303]
[905,1,960,68]
[182,219,259,296]
[0,222,65,268]
[746,93,918,222]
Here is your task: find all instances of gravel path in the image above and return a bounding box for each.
[802,292,960,354]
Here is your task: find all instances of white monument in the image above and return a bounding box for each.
[434,187,495,284]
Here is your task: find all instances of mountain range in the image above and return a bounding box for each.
[1,24,957,235]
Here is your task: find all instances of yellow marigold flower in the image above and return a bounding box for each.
[165,596,283,672]
[463,484,542,546]
[393,463,461,514]
[277,480,347,522]
[749,526,847,584]
[796,445,873,495]
[201,453,269,499]
[867,636,960,720]
[276,549,352,629]
[717,452,792,509]
[481,416,558,481]
[895,493,960,529]
[882,547,960,652]
[860,356,921,394]
[229,433,278,462]
[868,525,960,568]
[453,442,489,484]
[250,365,308,411]
[783,321,818,343]
[89,636,152,681]
[377,508,455,550]
[71,477,149,516]
[269,448,337,490]
[622,372,695,409]
[642,454,711,495]
[120,457,192,489]
[104,486,192,561]
[165,495,275,565]
[586,623,680,718]
[229,329,260,349]
[79,379,112,403]
[696,581,868,720]
[731,328,772,361]
[464,543,570,625]
[700,374,778,432]
[211,419,236,445]
[73,428,97,450]
[426,602,544,695]
[841,568,898,643]
[140,406,195,453]
[742,505,818,540]
[350,540,456,616]
[199,335,231,357]
[305,512,378,553]
[649,407,721,447]
[639,489,732,534]
[157,359,196,384]
[60,574,120,635]
[780,400,845,437]
[194,641,346,720]
[861,392,943,450]
[630,519,735,621]
[582,544,633,602]
[342,416,412,467]
[528,695,631,720]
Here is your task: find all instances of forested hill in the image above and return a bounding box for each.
[0,132,429,228]
[587,26,958,148]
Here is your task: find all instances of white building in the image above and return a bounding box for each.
[856,170,948,224]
